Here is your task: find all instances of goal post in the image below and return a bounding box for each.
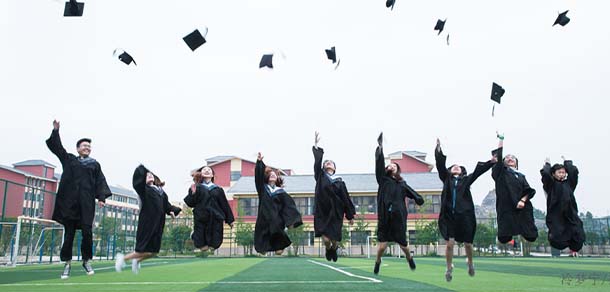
[8,216,64,267]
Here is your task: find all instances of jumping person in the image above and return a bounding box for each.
[254,152,303,255]
[312,132,356,262]
[541,157,585,255]
[492,134,538,245]
[373,133,424,275]
[435,138,496,282]
[185,165,235,253]
[46,120,112,279]
[115,165,181,274]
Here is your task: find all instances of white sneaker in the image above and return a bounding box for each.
[131,259,140,274]
[115,253,125,272]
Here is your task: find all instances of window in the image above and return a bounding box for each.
[293,197,314,216]
[408,195,441,214]
[238,198,258,216]
[230,171,242,182]
[352,196,377,214]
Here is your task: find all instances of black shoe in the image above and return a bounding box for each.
[82,260,95,275]
[325,248,332,261]
[331,248,338,262]
[60,263,71,280]
[407,257,416,270]
[373,261,381,275]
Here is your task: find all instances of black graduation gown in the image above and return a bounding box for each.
[435,147,494,243]
[133,165,177,253]
[184,182,235,249]
[312,147,356,241]
[254,160,303,253]
[375,146,424,246]
[46,129,112,227]
[541,161,585,251]
[491,147,538,242]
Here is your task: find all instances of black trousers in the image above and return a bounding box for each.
[60,220,93,262]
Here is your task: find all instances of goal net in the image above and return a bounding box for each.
[2,216,64,266]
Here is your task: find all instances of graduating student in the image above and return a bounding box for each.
[435,138,496,282]
[46,120,112,279]
[115,165,181,274]
[491,134,538,244]
[184,165,235,253]
[312,132,356,262]
[373,133,424,275]
[540,157,585,254]
[254,152,303,255]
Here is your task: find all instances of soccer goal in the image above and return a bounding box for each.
[5,216,64,267]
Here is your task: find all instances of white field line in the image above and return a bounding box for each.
[0,280,376,286]
[307,260,382,283]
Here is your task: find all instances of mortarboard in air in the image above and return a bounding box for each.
[553,10,570,27]
[63,0,84,17]
[113,49,137,66]
[377,132,383,147]
[386,0,395,10]
[325,46,341,69]
[490,82,505,116]
[259,54,274,69]
[434,19,446,35]
[183,28,208,51]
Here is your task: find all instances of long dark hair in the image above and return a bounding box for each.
[385,163,404,182]
[191,166,215,183]
[264,167,284,187]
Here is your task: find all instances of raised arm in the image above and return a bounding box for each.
[183,185,198,208]
[312,146,324,180]
[563,158,579,191]
[491,134,504,180]
[132,165,147,197]
[540,159,554,191]
[255,153,266,197]
[466,151,497,185]
[434,138,449,182]
[45,120,70,164]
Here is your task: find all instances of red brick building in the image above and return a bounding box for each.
[204,155,292,189]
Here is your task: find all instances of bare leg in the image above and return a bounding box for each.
[465,243,474,266]
[322,235,331,250]
[376,242,388,264]
[446,239,455,270]
[275,249,284,256]
[124,252,155,263]
[398,244,412,260]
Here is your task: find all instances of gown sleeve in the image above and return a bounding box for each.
[466,159,495,186]
[255,160,266,198]
[404,183,425,206]
[46,129,70,165]
[564,160,579,191]
[95,164,112,202]
[217,189,235,225]
[375,146,386,184]
[313,146,324,181]
[435,147,449,182]
[491,147,504,180]
[183,186,199,208]
[540,162,554,193]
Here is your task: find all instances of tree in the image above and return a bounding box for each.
[287,224,309,256]
[474,222,495,255]
[234,219,254,256]
[169,225,192,254]
[352,206,370,255]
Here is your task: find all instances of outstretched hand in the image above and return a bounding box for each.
[436,138,441,150]
[53,120,60,130]
[314,131,320,147]
[190,183,196,193]
[257,152,264,161]
[544,157,551,165]
[561,155,566,161]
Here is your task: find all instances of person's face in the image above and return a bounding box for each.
[553,168,567,181]
[504,155,517,168]
[385,163,398,175]
[268,171,277,184]
[201,166,214,179]
[146,172,155,185]
[77,141,91,157]
[324,160,336,174]
[450,165,462,176]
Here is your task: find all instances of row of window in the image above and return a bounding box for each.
[238,195,441,216]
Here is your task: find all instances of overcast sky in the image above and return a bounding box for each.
[1,0,609,216]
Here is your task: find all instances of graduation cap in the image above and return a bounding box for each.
[325,47,341,69]
[446,34,450,46]
[386,0,395,10]
[259,54,274,69]
[183,28,208,51]
[377,132,383,147]
[113,49,137,66]
[63,0,84,17]
[434,19,446,35]
[490,82,505,116]
[553,10,570,27]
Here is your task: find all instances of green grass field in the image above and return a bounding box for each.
[1,256,609,291]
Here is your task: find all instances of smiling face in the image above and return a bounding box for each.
[77,141,91,158]
[323,160,336,174]
[504,154,518,168]
[146,172,155,185]
[201,166,214,180]
[553,167,567,181]
[450,164,462,176]
[268,170,277,184]
[385,163,398,175]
